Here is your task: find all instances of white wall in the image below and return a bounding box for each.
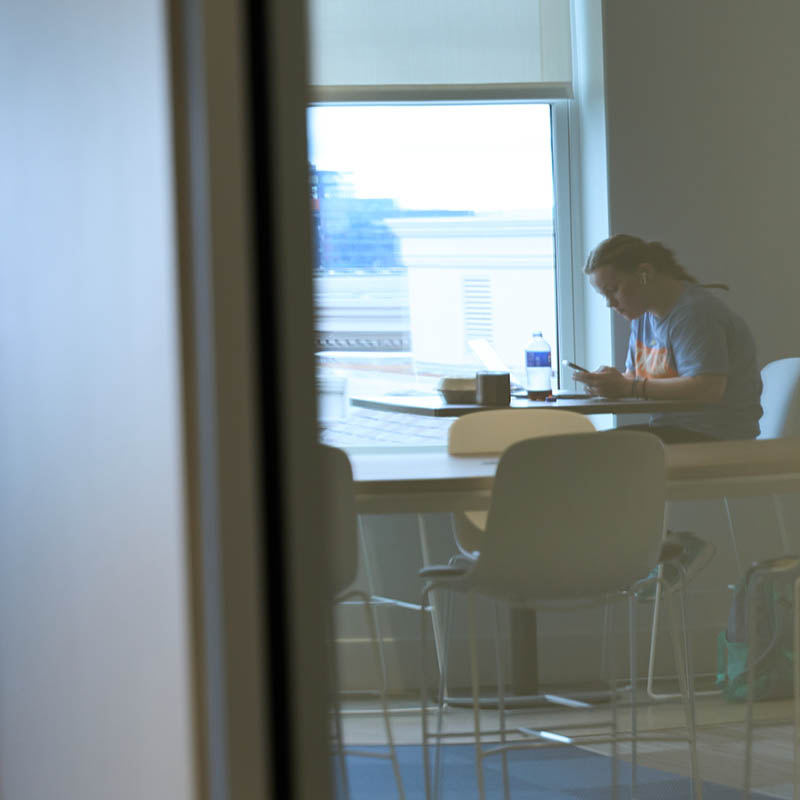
[598,0,800,673]
[601,0,800,369]
[0,2,194,798]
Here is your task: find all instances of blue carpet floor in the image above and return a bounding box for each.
[339,744,771,798]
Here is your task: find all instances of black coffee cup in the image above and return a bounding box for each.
[475,371,511,406]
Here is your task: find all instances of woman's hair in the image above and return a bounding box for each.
[584,234,729,290]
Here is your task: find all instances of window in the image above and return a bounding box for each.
[310,101,575,447]
[306,0,575,448]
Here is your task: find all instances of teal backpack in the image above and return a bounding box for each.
[716,571,796,701]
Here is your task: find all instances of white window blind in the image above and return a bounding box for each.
[308,0,572,101]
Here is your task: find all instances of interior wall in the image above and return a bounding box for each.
[0,2,194,798]
[598,0,800,673]
[601,0,800,369]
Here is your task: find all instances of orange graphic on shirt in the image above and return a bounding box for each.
[634,341,678,379]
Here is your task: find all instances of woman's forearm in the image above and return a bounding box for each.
[635,374,727,403]
[576,369,726,401]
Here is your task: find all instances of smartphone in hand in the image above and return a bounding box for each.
[562,359,589,373]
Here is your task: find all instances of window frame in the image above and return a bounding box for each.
[550,98,578,388]
[308,91,581,403]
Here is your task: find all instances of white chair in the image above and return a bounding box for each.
[419,431,700,800]
[726,356,800,571]
[720,356,800,792]
[447,409,595,557]
[715,356,800,790]
[647,357,800,702]
[758,357,800,440]
[752,357,800,555]
[427,410,596,705]
[321,445,406,800]
[720,357,800,792]
[738,556,800,799]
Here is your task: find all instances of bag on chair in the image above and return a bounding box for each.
[716,572,795,701]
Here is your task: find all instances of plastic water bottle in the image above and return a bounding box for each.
[525,332,552,400]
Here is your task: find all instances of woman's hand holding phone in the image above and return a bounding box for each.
[571,365,630,398]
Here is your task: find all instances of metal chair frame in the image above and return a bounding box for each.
[741,556,800,799]
[649,357,800,702]
[323,445,407,800]
[418,432,701,799]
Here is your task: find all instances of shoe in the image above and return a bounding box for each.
[638,530,716,599]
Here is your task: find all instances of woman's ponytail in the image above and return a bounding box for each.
[585,234,729,290]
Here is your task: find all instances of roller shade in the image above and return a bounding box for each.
[308,0,572,100]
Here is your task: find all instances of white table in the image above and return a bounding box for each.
[351,393,706,418]
[350,437,800,512]
[349,437,800,695]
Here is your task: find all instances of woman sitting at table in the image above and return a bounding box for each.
[574,233,763,443]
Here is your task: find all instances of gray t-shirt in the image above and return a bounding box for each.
[625,284,762,439]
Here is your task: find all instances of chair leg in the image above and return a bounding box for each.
[606,601,618,800]
[794,577,800,800]
[665,580,701,799]
[329,612,352,800]
[744,572,756,799]
[646,566,664,700]
[418,514,448,687]
[601,603,612,679]
[421,586,432,800]
[432,591,454,800]
[647,568,721,702]
[772,494,792,554]
[360,591,406,800]
[357,518,396,705]
[722,497,745,576]
[358,516,380,602]
[729,493,791,559]
[467,592,486,800]
[493,601,510,800]
[628,593,638,799]
[331,700,350,799]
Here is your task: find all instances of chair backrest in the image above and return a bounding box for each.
[758,357,800,439]
[467,431,666,603]
[447,408,596,455]
[320,444,359,595]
